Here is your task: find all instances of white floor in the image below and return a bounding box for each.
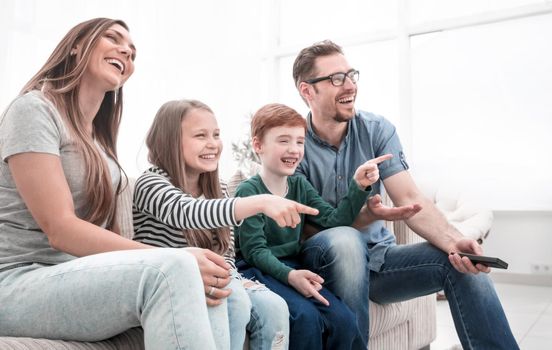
[431,282,552,350]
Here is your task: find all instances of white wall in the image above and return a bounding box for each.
[486,211,552,274]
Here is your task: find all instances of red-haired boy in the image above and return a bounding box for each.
[235,103,391,350]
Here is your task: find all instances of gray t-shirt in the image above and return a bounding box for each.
[0,90,120,270]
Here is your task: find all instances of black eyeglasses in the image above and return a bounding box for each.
[304,69,359,87]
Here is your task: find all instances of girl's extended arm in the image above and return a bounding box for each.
[134,171,318,231]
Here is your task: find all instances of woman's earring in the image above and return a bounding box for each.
[70,49,77,56]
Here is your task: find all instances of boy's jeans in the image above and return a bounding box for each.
[301,227,519,350]
[239,258,364,350]
[0,249,228,350]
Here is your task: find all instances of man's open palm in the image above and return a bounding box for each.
[367,194,422,221]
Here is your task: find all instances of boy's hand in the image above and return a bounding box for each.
[262,196,319,228]
[354,154,393,189]
[288,269,329,306]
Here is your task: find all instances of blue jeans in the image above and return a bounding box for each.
[301,227,519,350]
[227,275,252,350]
[238,259,364,350]
[0,249,228,350]
[245,278,290,350]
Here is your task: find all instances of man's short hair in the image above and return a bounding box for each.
[251,103,307,142]
[292,40,343,89]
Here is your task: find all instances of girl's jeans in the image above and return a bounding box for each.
[227,270,290,350]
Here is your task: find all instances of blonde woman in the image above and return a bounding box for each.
[0,18,227,349]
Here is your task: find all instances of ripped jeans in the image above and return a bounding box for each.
[227,270,290,350]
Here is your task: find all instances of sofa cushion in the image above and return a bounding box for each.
[369,299,413,337]
[0,328,144,350]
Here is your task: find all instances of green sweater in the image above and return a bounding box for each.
[235,174,370,284]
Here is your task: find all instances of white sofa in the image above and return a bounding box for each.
[0,176,436,349]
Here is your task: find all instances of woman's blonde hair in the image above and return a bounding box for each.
[21,18,129,228]
[146,99,230,254]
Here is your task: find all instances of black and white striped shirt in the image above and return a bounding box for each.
[132,167,240,266]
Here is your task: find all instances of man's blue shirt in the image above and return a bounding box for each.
[295,110,410,271]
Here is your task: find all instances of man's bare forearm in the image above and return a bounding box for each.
[383,171,463,253]
[404,195,462,253]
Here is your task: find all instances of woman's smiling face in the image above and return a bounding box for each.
[81,23,136,92]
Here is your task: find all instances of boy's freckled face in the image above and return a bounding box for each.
[255,126,305,177]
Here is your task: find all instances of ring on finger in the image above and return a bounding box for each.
[208,286,215,296]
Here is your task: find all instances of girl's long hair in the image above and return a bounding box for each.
[146,99,230,254]
[21,18,129,228]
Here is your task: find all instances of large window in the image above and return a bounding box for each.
[411,12,552,211]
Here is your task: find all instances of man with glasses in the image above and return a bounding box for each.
[292,40,518,349]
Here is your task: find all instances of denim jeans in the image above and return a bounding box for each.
[0,249,228,350]
[238,259,364,350]
[244,279,289,350]
[227,275,252,350]
[301,227,519,350]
